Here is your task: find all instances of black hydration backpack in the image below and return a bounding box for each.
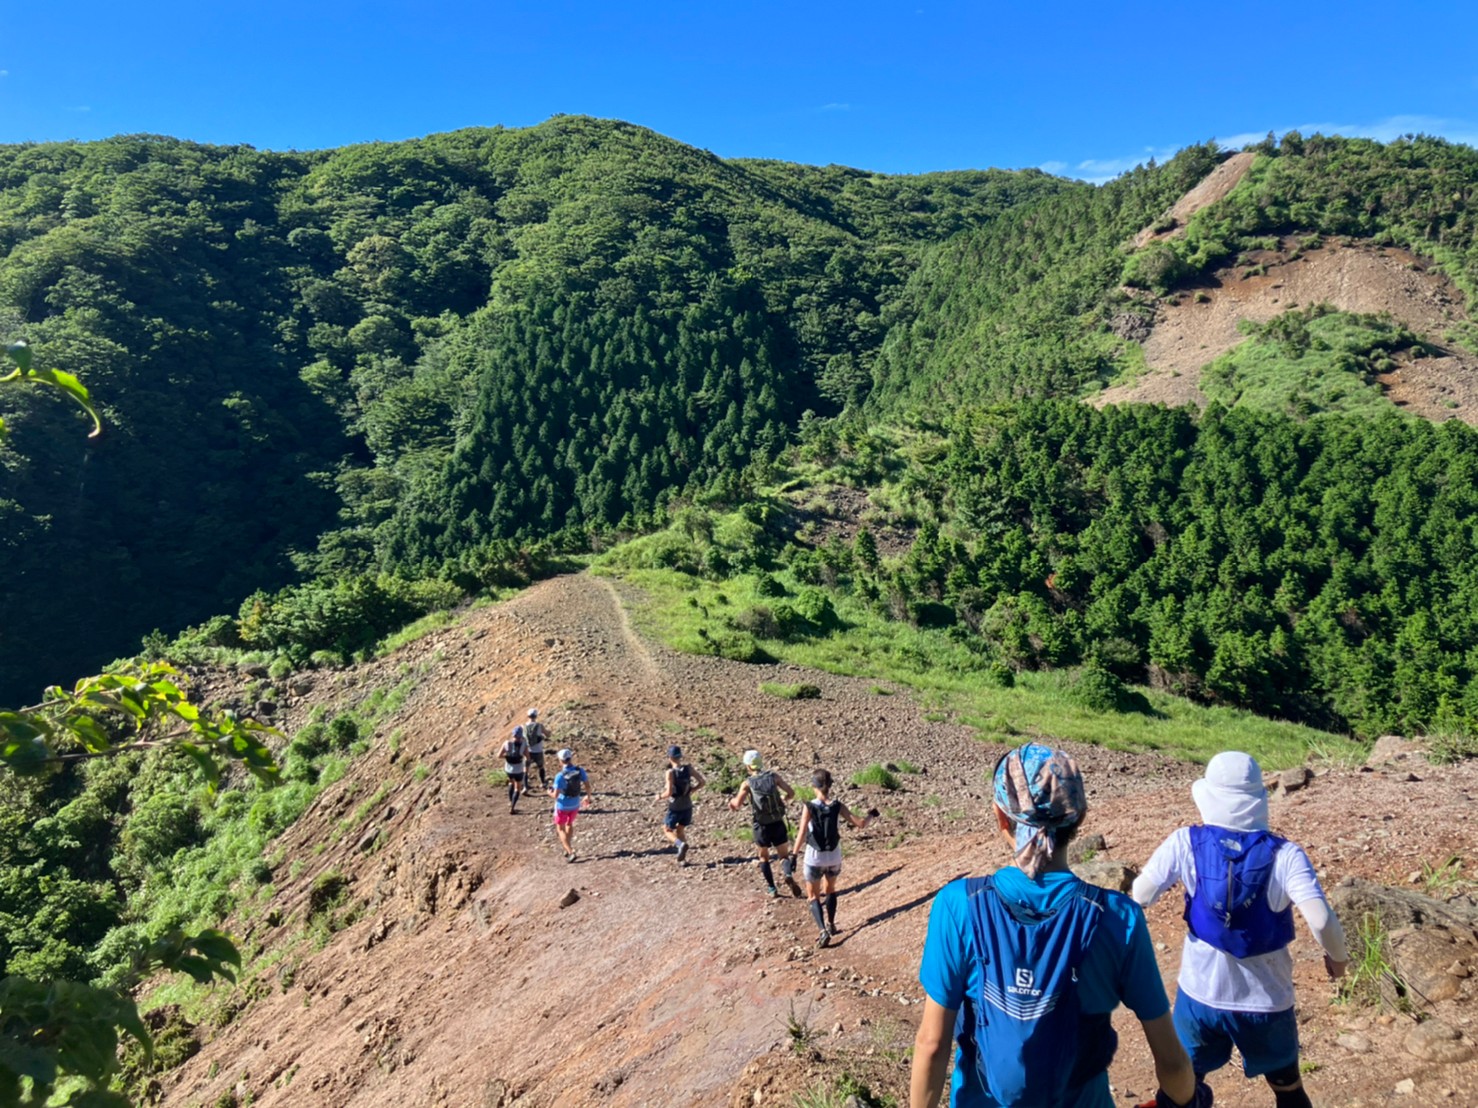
[748,771,786,823]
[807,799,842,851]
[557,767,584,798]
[671,764,693,801]
[503,739,525,766]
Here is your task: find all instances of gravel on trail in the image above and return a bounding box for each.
[162,574,1478,1108]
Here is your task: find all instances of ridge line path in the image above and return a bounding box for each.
[164,574,1478,1107]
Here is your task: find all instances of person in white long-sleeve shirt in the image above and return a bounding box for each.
[1133,752,1348,1108]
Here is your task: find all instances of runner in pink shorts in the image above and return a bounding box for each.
[548,748,592,861]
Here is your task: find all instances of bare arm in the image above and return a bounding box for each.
[839,801,873,830]
[1141,1011,1196,1106]
[655,767,674,802]
[792,804,811,858]
[689,767,706,791]
[909,997,954,1108]
[728,781,751,811]
[774,772,795,803]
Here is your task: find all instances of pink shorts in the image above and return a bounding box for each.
[553,809,579,827]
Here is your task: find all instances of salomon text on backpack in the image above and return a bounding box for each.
[957,876,1116,1107]
[748,771,786,823]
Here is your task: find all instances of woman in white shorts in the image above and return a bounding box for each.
[792,768,875,948]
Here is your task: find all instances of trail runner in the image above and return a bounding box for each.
[791,767,876,947]
[1132,751,1348,1108]
[727,750,802,898]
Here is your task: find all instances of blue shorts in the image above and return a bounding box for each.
[1174,992,1299,1078]
[664,808,692,830]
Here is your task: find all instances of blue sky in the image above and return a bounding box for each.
[1,0,1476,180]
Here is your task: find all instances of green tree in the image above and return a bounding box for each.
[0,344,276,1104]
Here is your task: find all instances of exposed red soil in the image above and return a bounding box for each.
[159,575,1478,1108]
[1096,237,1478,422]
[1131,153,1258,251]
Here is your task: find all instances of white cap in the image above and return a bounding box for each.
[528,708,539,718]
[557,747,574,762]
[1192,751,1269,832]
[742,750,763,770]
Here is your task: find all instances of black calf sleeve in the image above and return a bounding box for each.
[1264,1065,1310,1108]
[825,893,837,925]
[781,855,795,878]
[809,900,826,932]
[759,861,775,888]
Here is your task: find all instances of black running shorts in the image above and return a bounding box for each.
[753,820,790,848]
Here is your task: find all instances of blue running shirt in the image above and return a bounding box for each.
[918,867,1170,1108]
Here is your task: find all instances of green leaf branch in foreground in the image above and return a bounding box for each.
[1,662,280,787]
[0,664,274,1103]
[0,927,240,1107]
[2,340,102,440]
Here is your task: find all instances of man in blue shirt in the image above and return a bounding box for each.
[910,743,1203,1108]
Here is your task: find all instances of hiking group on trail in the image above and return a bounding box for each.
[909,743,1346,1108]
[490,713,1350,1108]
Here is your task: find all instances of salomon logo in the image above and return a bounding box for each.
[1007,967,1041,997]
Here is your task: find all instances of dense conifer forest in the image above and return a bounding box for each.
[5,116,1478,1101]
[4,120,1478,732]
[0,116,1064,698]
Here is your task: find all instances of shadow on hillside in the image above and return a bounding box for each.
[841,865,903,897]
[847,870,966,938]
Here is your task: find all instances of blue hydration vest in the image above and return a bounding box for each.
[1183,826,1295,958]
[956,876,1116,1107]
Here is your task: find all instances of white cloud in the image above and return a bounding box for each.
[1055,115,1478,186]
[1218,114,1478,150]
[819,102,851,112]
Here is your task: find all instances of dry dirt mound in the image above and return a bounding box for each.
[1132,152,1257,250]
[1096,237,1478,421]
[159,575,1478,1107]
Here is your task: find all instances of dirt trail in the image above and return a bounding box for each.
[162,575,1478,1108]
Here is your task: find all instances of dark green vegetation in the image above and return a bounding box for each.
[0,116,1063,700]
[872,132,1478,407]
[5,121,1478,1095]
[602,395,1478,744]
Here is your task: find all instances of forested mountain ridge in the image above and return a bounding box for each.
[0,116,1067,700]
[870,132,1478,411]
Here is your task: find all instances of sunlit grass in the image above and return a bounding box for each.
[593,562,1347,770]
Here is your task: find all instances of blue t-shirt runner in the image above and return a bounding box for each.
[919,867,1169,1107]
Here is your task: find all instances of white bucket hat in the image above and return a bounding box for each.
[1191,751,1269,831]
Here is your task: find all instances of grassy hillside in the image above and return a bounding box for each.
[869,133,1478,412]
[0,117,1065,700]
